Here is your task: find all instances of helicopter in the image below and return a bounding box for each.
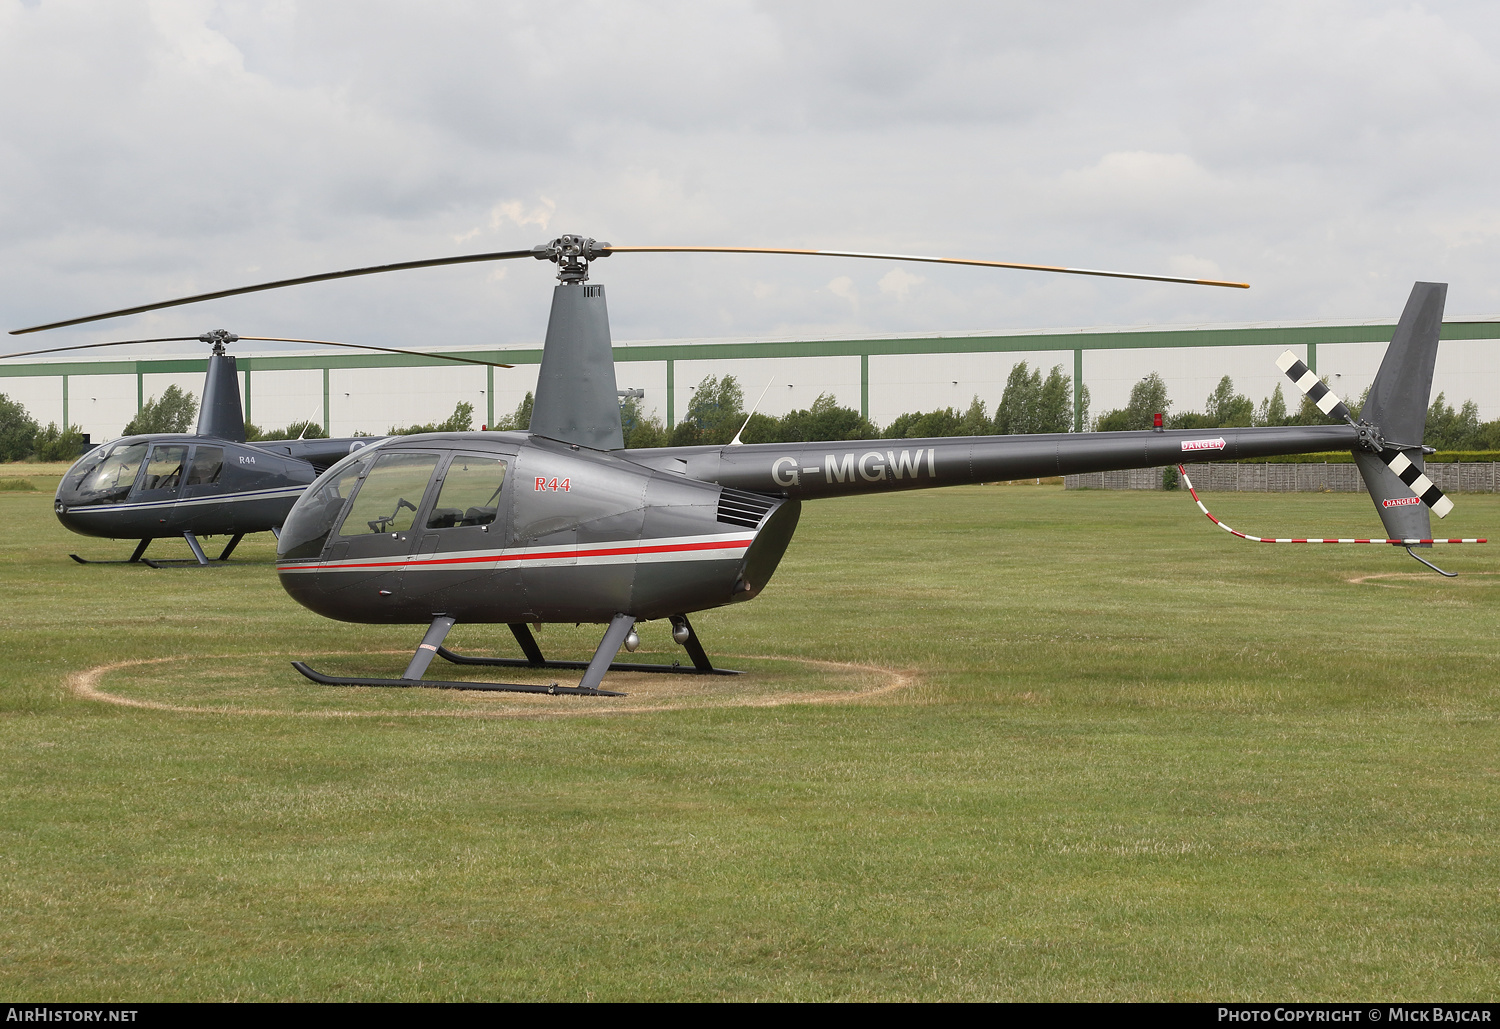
[9,236,1476,694]
[2,329,515,567]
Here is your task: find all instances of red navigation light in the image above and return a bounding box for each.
[1153,412,1164,430]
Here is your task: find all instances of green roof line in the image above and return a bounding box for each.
[0,321,1496,378]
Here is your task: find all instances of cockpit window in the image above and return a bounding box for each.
[427,455,507,529]
[142,445,188,491]
[187,446,224,486]
[70,442,147,505]
[338,452,438,536]
[275,455,371,561]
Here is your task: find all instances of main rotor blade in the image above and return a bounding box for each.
[602,245,1251,290]
[0,334,513,369]
[9,248,537,335]
[238,337,513,369]
[0,336,203,360]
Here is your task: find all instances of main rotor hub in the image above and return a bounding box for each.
[198,328,239,356]
[532,234,612,284]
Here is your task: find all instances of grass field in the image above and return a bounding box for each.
[2,463,1497,1001]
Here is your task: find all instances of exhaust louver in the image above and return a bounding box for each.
[717,487,778,528]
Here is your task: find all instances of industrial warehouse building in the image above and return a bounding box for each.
[2,320,1498,445]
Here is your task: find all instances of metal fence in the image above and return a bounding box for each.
[1065,462,1500,493]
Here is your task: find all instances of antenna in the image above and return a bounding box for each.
[730,378,776,446]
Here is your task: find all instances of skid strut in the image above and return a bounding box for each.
[292,614,628,696]
[434,615,739,675]
[139,531,247,568]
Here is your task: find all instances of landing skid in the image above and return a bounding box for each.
[73,533,246,568]
[70,539,152,565]
[1406,546,1458,577]
[291,661,623,696]
[294,613,731,697]
[435,618,739,676]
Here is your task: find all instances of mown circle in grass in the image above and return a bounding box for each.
[68,651,914,719]
[1344,570,1500,587]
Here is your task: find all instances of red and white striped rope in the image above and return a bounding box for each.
[1176,465,1486,545]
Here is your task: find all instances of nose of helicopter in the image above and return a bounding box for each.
[53,488,98,537]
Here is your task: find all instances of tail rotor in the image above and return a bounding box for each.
[1273,283,1455,537]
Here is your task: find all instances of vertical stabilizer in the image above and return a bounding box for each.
[529,283,624,450]
[197,352,246,442]
[1356,282,1447,541]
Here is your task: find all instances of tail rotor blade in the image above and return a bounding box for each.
[1377,449,1455,518]
[1276,346,1455,520]
[1275,350,1353,423]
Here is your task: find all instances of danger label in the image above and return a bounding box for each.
[1180,437,1227,452]
[1382,496,1421,508]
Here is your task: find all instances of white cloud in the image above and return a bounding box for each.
[4,0,1500,367]
[878,268,924,300]
[826,276,858,305]
[488,199,555,233]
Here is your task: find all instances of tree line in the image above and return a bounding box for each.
[5,362,1498,461]
[1094,372,1500,450]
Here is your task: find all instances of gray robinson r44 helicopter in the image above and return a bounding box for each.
[2,328,519,567]
[10,236,1476,693]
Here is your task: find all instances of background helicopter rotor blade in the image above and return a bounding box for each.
[238,337,514,369]
[0,334,513,369]
[8,248,538,335]
[600,245,1251,289]
[0,336,205,360]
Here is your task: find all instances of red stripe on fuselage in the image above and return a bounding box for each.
[277,536,752,574]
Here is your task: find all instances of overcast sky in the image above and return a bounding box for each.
[3,1,1499,378]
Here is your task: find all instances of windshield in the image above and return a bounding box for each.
[276,454,372,560]
[63,442,148,506]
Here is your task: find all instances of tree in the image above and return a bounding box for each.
[1255,384,1289,427]
[1038,364,1085,432]
[0,393,39,462]
[390,401,474,435]
[122,385,197,436]
[682,375,746,444]
[32,423,87,460]
[490,392,534,431]
[1204,376,1254,427]
[620,396,668,448]
[958,396,990,436]
[885,407,964,438]
[776,393,877,442]
[1096,372,1171,431]
[247,420,328,441]
[1426,394,1483,450]
[734,412,781,444]
[994,362,1041,434]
